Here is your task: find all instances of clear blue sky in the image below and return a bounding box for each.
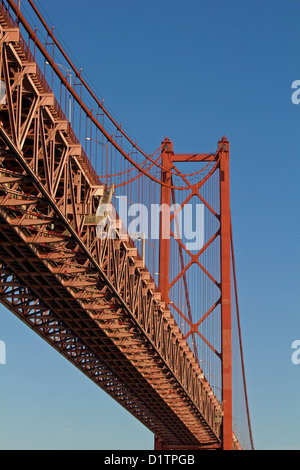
[1,0,300,450]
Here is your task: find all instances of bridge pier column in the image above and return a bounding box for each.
[219,136,233,450]
[158,138,173,305]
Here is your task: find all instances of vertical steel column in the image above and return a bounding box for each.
[158,138,173,305]
[219,136,233,450]
[154,436,165,450]
[155,138,173,450]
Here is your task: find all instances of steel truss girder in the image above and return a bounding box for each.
[0,5,241,449]
[0,129,221,447]
[0,261,185,444]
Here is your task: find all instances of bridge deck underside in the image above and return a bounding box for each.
[0,223,203,445]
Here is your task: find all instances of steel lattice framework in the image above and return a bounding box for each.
[0,0,253,450]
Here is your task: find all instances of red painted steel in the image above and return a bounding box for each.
[159,139,172,305]
[155,137,235,449]
[219,137,233,449]
[0,0,253,450]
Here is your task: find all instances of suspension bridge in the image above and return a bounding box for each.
[0,0,253,450]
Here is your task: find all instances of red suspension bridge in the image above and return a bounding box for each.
[0,0,253,450]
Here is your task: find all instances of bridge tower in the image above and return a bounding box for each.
[156,136,233,450]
